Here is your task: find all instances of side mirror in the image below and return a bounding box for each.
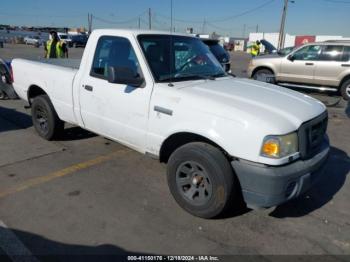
[107,66,144,88]
[287,54,295,62]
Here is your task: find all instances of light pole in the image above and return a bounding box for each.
[277,0,294,50]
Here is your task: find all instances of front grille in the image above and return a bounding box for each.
[298,111,328,160]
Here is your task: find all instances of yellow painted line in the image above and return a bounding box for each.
[0,149,129,199]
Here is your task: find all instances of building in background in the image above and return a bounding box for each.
[249,32,350,51]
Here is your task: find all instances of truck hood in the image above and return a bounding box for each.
[175,77,326,134]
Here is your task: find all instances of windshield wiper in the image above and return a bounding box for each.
[210,73,228,78]
[175,74,216,81]
[159,74,216,82]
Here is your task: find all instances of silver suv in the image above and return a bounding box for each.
[247,42,350,100]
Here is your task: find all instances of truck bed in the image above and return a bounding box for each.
[31,58,81,70]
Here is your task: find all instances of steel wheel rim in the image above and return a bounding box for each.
[346,84,350,98]
[35,105,49,134]
[175,161,213,206]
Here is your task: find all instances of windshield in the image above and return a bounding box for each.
[138,35,226,82]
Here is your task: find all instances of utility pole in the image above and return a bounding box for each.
[201,18,206,34]
[278,0,293,50]
[256,24,259,33]
[138,17,141,29]
[242,24,246,38]
[88,13,93,35]
[148,8,152,30]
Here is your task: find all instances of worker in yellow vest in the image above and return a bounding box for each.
[44,31,68,59]
[250,40,261,57]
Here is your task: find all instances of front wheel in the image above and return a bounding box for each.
[167,142,237,218]
[340,79,350,101]
[252,68,275,84]
[0,90,7,100]
[31,95,64,140]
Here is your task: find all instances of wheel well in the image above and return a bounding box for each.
[340,75,350,88]
[252,66,274,77]
[159,132,230,163]
[27,85,47,104]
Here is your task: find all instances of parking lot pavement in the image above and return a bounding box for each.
[0,45,349,258]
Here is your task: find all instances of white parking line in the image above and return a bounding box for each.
[0,220,39,262]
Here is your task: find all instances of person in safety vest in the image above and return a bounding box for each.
[250,40,261,57]
[44,31,68,58]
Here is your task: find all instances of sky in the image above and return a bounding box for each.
[0,0,349,37]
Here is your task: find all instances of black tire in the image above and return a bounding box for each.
[340,79,350,101]
[31,95,64,140]
[0,90,7,100]
[167,142,237,218]
[252,68,275,84]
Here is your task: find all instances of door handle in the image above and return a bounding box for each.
[341,64,350,67]
[84,85,93,91]
[305,63,314,66]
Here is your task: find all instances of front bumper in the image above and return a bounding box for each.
[231,137,330,209]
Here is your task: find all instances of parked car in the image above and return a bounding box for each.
[12,30,329,218]
[0,59,17,99]
[57,33,72,47]
[69,34,88,48]
[202,39,231,72]
[24,36,43,47]
[248,41,350,100]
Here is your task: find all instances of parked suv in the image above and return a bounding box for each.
[69,34,88,48]
[201,39,231,72]
[248,42,350,100]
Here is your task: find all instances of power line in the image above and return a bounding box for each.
[156,0,275,24]
[92,10,147,25]
[322,0,350,3]
[209,0,276,22]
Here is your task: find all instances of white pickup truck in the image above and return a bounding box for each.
[12,29,329,218]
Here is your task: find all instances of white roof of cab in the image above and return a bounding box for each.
[91,28,192,38]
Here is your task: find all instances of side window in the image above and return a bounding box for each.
[320,45,344,61]
[342,46,350,62]
[293,45,322,61]
[91,36,141,79]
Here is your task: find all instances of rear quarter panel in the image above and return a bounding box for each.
[12,59,78,124]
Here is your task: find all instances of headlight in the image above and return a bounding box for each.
[261,133,298,159]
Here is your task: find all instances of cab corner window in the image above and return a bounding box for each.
[90,36,141,80]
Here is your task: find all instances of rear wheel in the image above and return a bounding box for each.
[252,68,275,84]
[167,142,237,218]
[31,95,64,140]
[340,79,350,101]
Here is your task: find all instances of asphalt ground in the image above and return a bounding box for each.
[0,44,349,260]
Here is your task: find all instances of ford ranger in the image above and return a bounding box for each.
[12,29,329,218]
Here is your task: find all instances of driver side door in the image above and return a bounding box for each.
[78,35,153,151]
[279,45,322,84]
